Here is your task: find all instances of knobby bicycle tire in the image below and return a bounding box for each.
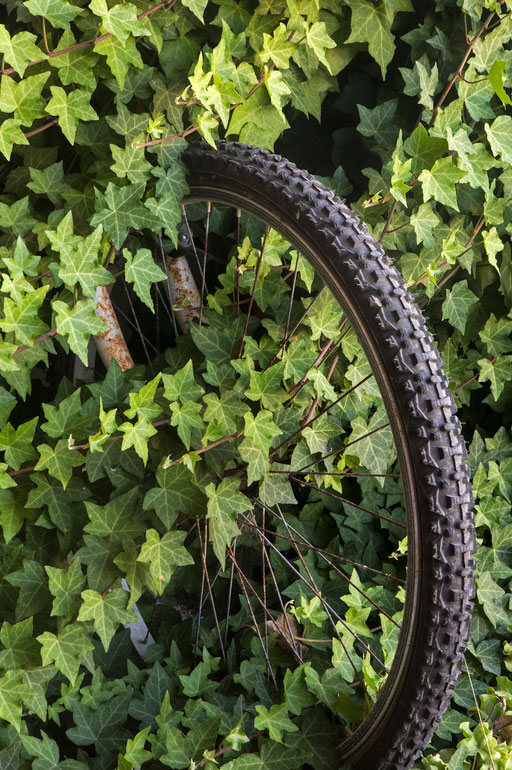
[181,141,475,770]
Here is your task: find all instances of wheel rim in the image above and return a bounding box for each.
[94,185,424,765]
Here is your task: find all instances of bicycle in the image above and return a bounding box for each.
[73,140,475,770]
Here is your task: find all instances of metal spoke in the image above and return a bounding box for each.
[270,375,373,457]
[265,287,326,369]
[292,422,391,475]
[282,254,301,359]
[122,278,153,370]
[196,518,226,661]
[241,510,388,673]
[159,236,179,338]
[226,545,277,686]
[272,505,400,629]
[293,477,406,530]
[199,201,210,325]
[238,225,269,358]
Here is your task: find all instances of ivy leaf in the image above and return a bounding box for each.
[479,314,512,357]
[476,571,508,629]
[264,69,291,117]
[110,142,152,184]
[0,617,41,670]
[441,280,479,334]
[246,362,287,410]
[45,558,86,621]
[0,119,29,161]
[49,30,99,90]
[125,374,162,422]
[0,72,49,127]
[170,401,203,450]
[113,541,150,608]
[243,410,282,453]
[77,588,137,651]
[261,23,297,68]
[0,26,44,77]
[163,360,204,403]
[94,35,144,90]
[0,671,25,731]
[24,0,82,29]
[478,356,512,400]
[182,0,209,20]
[143,463,206,528]
[0,285,49,346]
[122,726,153,767]
[409,202,440,248]
[91,182,149,248]
[239,441,269,484]
[119,416,158,465]
[137,528,193,594]
[89,0,146,43]
[5,560,48,620]
[488,59,512,106]
[37,623,94,684]
[123,248,167,311]
[345,0,394,78]
[254,703,298,743]
[305,21,336,70]
[34,439,84,489]
[302,290,343,341]
[0,417,38,470]
[84,488,146,542]
[483,227,504,270]
[206,477,252,569]
[418,157,465,211]
[53,299,108,365]
[27,160,70,205]
[45,87,99,145]
[485,115,512,165]
[58,226,112,297]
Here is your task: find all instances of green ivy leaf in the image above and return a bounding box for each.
[485,115,512,165]
[345,0,394,78]
[45,87,99,145]
[0,118,29,161]
[418,157,465,211]
[0,26,45,77]
[94,34,144,90]
[170,401,203,450]
[89,0,146,43]
[53,298,108,365]
[123,248,167,311]
[37,623,94,684]
[182,0,209,21]
[0,617,41,670]
[84,488,146,542]
[137,528,193,594]
[77,588,138,651]
[441,280,479,334]
[0,72,49,127]
[34,439,84,489]
[24,0,82,29]
[254,703,298,743]
[205,477,252,569]
[246,362,287,410]
[478,356,512,400]
[45,558,86,622]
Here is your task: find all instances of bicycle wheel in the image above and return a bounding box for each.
[93,141,475,769]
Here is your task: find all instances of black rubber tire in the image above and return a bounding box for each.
[182,141,475,770]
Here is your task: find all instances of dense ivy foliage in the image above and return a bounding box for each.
[1,0,512,767]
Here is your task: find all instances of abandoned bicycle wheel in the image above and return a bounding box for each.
[90,141,475,770]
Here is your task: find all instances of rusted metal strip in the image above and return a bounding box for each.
[166,255,204,332]
[94,285,134,371]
